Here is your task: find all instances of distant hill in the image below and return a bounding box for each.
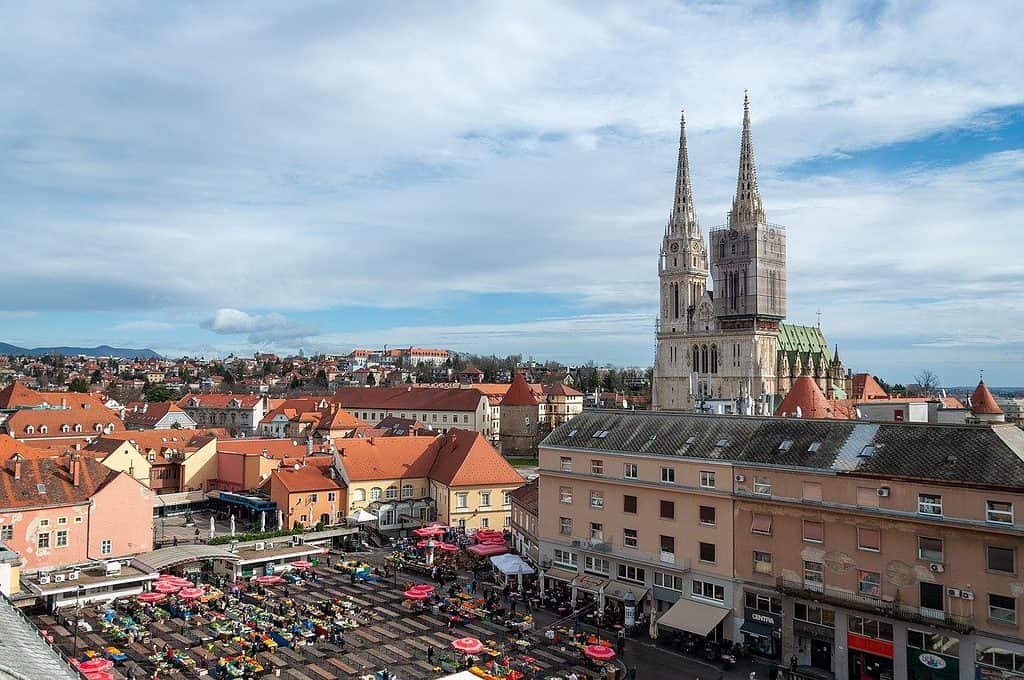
[0,343,162,359]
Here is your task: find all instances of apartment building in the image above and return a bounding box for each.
[509,478,539,565]
[178,393,268,436]
[537,409,1024,680]
[332,387,490,437]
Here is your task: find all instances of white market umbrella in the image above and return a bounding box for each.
[347,509,377,523]
[209,515,215,540]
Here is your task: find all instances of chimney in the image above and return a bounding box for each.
[72,454,82,487]
[61,397,67,409]
[11,454,23,481]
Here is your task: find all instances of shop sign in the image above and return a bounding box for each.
[847,632,894,659]
[918,653,946,670]
[744,607,782,629]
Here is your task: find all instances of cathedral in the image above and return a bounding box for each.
[652,94,850,414]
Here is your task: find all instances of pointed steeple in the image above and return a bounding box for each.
[729,91,766,227]
[669,109,699,237]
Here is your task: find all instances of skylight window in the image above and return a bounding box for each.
[778,440,793,451]
[858,445,875,458]
[715,438,730,447]
[808,441,822,452]
[567,429,578,437]
[36,484,47,495]
[685,436,698,445]
[592,430,610,439]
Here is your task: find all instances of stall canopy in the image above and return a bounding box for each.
[347,509,377,523]
[467,543,508,557]
[657,598,730,636]
[489,554,535,576]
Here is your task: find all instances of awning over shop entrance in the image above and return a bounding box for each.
[544,567,577,584]
[573,574,608,594]
[740,620,774,639]
[604,581,648,602]
[657,597,730,636]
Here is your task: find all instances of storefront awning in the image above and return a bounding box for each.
[657,597,730,636]
[544,567,577,583]
[604,581,649,602]
[740,620,774,639]
[573,574,608,594]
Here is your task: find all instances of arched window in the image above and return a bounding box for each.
[94,423,103,432]
[369,487,382,501]
[61,424,70,433]
[40,425,48,434]
[386,486,398,499]
[25,426,35,434]
[719,241,725,258]
[692,345,700,371]
[710,345,718,374]
[402,483,414,498]
[701,345,709,374]
[352,488,366,502]
[105,423,115,433]
[74,424,82,433]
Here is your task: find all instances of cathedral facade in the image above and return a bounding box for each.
[652,95,849,414]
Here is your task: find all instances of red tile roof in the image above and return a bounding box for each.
[850,373,889,400]
[178,393,263,409]
[500,374,538,407]
[0,448,120,510]
[217,438,328,458]
[971,380,1003,415]
[123,401,188,428]
[428,429,523,487]
[778,376,835,419]
[0,382,43,408]
[333,386,485,412]
[335,437,440,481]
[3,407,125,439]
[272,459,344,493]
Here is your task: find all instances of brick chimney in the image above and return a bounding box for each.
[10,454,23,481]
[71,453,82,487]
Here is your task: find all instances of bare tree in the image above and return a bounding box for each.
[914,369,941,395]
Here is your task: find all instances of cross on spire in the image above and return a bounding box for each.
[668,108,699,237]
[729,90,766,227]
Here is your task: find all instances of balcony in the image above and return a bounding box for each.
[776,577,973,634]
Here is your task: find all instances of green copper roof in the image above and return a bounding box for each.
[778,323,832,362]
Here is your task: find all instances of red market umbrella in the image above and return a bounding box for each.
[451,637,484,655]
[436,542,459,552]
[179,587,204,600]
[79,658,114,673]
[408,584,434,595]
[467,543,507,557]
[138,592,167,604]
[158,576,193,588]
[154,581,181,594]
[584,645,616,662]
[255,575,284,585]
[404,589,430,600]
[415,540,436,549]
[291,560,313,569]
[413,526,445,537]
[84,672,112,680]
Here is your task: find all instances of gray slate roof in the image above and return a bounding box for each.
[0,594,80,680]
[541,410,1024,488]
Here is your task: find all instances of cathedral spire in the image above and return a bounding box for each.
[669,109,699,236]
[729,91,766,227]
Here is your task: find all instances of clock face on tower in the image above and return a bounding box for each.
[669,241,680,253]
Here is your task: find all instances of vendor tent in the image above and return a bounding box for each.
[489,554,535,576]
[347,509,377,523]
[467,543,507,558]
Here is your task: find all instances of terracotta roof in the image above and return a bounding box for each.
[217,438,328,458]
[500,374,538,407]
[335,437,440,481]
[971,380,1003,415]
[319,404,367,430]
[509,478,538,515]
[426,429,524,487]
[0,382,43,408]
[333,386,485,412]
[850,373,889,400]
[178,393,263,409]
[259,397,329,425]
[89,429,211,454]
[123,401,189,428]
[3,407,125,439]
[272,460,343,493]
[541,383,582,397]
[777,375,834,419]
[0,450,120,510]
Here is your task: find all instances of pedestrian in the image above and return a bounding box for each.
[616,633,625,657]
[427,646,434,664]
[628,667,637,680]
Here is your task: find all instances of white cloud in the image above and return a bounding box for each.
[200,309,317,343]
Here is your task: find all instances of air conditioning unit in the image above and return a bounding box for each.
[876,487,890,497]
[39,574,51,584]
[291,535,301,545]
[735,474,746,483]
[571,539,584,548]
[946,587,961,598]
[254,542,265,551]
[104,561,121,575]
[540,559,552,569]
[67,570,80,581]
[961,590,975,601]
[53,573,66,583]
[929,563,944,573]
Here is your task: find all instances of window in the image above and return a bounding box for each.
[987,500,1014,525]
[402,484,413,498]
[915,536,943,562]
[480,518,489,528]
[308,493,319,503]
[503,492,511,506]
[753,551,772,574]
[920,582,944,612]
[479,491,491,507]
[794,603,835,628]
[504,515,511,527]
[699,471,715,488]
[623,463,638,479]
[352,488,366,502]
[559,517,572,535]
[584,556,610,575]
[617,564,646,584]
[300,514,308,522]
[745,591,782,614]
[100,539,112,555]
[590,490,604,509]
[40,519,49,528]
[857,527,881,552]
[623,528,638,549]
[369,487,382,501]
[456,492,468,509]
[987,546,1015,574]
[848,616,893,641]
[751,513,772,535]
[0,525,11,541]
[699,542,716,563]
[552,549,577,568]
[753,476,771,495]
[858,570,882,597]
[654,571,685,591]
[699,505,716,526]
[37,532,50,549]
[590,522,604,540]
[559,486,573,504]
[802,520,824,543]
[802,482,822,502]
[623,495,637,513]
[693,579,725,602]
[57,517,67,525]
[659,500,675,519]
[591,459,604,475]
[803,561,824,591]
[559,457,572,472]
[977,646,1024,673]
[661,467,675,484]
[918,494,943,516]
[904,631,956,657]
[56,530,68,547]
[989,594,1017,625]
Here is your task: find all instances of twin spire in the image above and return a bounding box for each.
[668,92,767,234]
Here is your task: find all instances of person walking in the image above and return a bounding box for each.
[427,646,434,664]
[616,628,626,657]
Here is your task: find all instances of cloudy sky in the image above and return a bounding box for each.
[2,1,1022,385]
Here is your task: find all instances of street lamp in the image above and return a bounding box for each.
[72,585,84,658]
